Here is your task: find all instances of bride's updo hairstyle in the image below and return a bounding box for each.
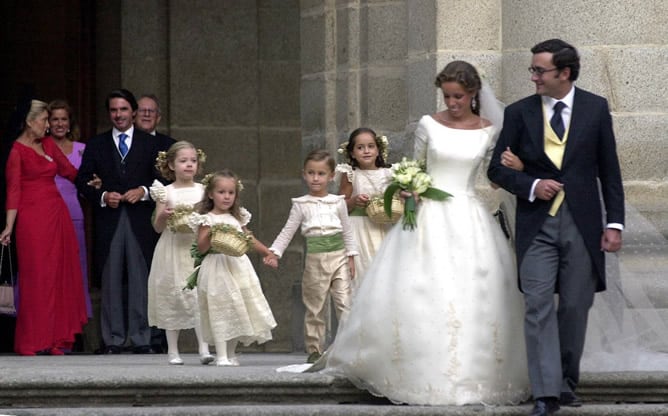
[434,61,482,116]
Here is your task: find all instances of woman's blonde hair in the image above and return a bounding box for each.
[155,140,206,181]
[25,100,48,128]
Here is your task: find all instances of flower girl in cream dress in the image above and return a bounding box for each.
[148,141,214,365]
[336,128,393,285]
[189,169,277,366]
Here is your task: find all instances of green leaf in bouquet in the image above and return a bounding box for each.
[421,187,452,201]
[183,266,200,291]
[383,183,401,219]
[403,194,417,230]
[190,242,209,267]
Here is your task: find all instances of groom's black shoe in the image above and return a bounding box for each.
[529,397,560,416]
[559,391,582,407]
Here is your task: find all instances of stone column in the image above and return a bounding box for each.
[121,0,171,128]
[115,0,304,352]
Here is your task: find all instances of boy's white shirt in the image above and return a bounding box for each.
[269,194,358,258]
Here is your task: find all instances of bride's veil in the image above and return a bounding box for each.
[479,80,668,372]
[478,80,504,139]
[479,81,518,241]
[582,203,668,371]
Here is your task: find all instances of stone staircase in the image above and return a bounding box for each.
[0,354,667,415]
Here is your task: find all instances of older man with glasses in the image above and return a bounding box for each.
[135,94,175,152]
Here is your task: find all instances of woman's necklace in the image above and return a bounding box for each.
[18,137,53,162]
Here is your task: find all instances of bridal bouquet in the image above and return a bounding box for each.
[383,158,452,231]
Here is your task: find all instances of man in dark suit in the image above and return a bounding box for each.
[76,89,163,354]
[134,93,175,353]
[135,94,175,152]
[488,39,624,416]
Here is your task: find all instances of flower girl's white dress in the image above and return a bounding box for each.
[323,115,530,405]
[147,181,204,330]
[191,209,276,346]
[335,164,393,283]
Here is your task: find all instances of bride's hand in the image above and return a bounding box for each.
[399,190,420,203]
[501,147,524,172]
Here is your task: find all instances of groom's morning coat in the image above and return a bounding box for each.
[487,87,624,292]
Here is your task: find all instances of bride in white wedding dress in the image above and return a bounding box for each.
[321,61,531,405]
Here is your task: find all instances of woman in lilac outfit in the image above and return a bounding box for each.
[47,100,92,317]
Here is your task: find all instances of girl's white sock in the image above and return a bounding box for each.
[165,329,180,356]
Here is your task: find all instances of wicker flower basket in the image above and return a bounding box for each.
[210,225,253,257]
[167,206,196,233]
[366,196,403,224]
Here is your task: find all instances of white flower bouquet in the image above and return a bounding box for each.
[383,158,452,230]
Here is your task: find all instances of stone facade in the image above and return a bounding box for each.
[95,0,666,352]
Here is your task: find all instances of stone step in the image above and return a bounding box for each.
[0,354,666,414]
[1,376,665,408]
[1,403,668,416]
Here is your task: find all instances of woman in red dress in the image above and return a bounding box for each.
[0,99,88,355]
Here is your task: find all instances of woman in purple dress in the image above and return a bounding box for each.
[47,100,92,317]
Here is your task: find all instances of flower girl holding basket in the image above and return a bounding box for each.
[189,169,277,367]
[147,141,214,365]
[335,128,397,284]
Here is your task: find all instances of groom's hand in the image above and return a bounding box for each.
[601,228,622,252]
[535,179,563,201]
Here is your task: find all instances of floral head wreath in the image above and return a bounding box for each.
[156,151,167,165]
[201,172,244,192]
[196,148,207,163]
[156,148,207,165]
[337,135,389,164]
[202,173,214,187]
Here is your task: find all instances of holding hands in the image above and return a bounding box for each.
[263,252,279,269]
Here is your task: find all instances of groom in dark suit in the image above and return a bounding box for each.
[488,39,624,416]
[76,89,163,354]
